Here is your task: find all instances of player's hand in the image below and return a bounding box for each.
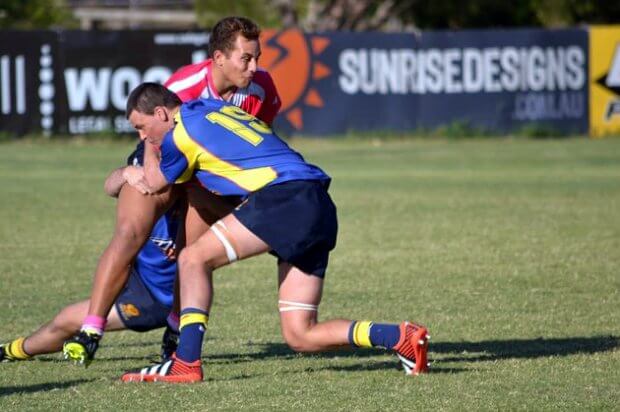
[122,165,151,194]
[63,330,101,367]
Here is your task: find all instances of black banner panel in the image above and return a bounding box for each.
[0,31,60,136]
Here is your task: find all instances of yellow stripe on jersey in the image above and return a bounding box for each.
[171,113,198,184]
[180,313,209,329]
[173,116,278,192]
[352,321,373,348]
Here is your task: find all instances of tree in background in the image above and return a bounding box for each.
[3,0,620,31]
[196,0,620,31]
[559,0,620,26]
[0,0,74,29]
[195,0,283,29]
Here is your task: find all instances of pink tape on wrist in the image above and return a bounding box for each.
[82,315,107,335]
[167,312,180,331]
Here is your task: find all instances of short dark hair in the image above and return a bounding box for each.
[208,16,260,57]
[126,83,182,118]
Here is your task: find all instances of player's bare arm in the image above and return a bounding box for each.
[142,140,170,193]
[104,167,127,197]
[104,165,151,197]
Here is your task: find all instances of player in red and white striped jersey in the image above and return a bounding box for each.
[166,61,279,125]
[165,17,280,124]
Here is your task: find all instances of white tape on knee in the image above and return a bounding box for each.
[211,224,238,263]
[278,300,319,312]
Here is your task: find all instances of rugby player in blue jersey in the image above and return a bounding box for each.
[119,83,430,382]
[0,147,182,364]
[59,16,279,366]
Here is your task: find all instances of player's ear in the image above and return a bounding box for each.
[213,49,225,66]
[155,106,168,122]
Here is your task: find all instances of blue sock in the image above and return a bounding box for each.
[176,308,209,363]
[369,323,401,350]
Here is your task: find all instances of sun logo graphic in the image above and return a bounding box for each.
[260,29,331,130]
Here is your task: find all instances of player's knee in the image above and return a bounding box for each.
[281,326,313,353]
[114,218,149,247]
[50,307,81,334]
[178,247,215,275]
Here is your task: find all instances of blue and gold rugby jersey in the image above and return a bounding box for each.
[128,143,180,308]
[159,99,330,196]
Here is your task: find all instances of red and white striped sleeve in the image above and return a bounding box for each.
[164,60,211,103]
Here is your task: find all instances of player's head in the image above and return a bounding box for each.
[126,83,181,145]
[208,16,261,89]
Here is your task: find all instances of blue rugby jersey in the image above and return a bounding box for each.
[159,99,330,196]
[132,207,179,307]
[127,143,179,308]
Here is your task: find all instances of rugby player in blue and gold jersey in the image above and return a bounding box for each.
[0,147,181,364]
[119,83,430,383]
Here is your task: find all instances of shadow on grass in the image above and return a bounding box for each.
[431,335,619,363]
[0,379,94,397]
[34,335,618,376]
[211,335,619,363]
[200,335,618,374]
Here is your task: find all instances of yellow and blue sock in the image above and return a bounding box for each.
[3,337,32,360]
[348,321,401,350]
[176,308,209,363]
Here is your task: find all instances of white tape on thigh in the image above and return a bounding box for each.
[211,225,238,263]
[278,300,318,312]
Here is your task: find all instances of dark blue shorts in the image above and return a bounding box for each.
[114,267,171,332]
[233,180,338,277]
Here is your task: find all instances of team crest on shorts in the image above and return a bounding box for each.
[120,303,141,319]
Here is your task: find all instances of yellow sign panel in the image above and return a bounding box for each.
[590,26,620,137]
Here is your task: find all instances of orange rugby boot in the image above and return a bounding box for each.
[121,353,203,383]
[393,321,430,375]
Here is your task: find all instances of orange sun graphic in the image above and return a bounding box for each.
[261,29,331,130]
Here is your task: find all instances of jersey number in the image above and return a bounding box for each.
[206,106,272,146]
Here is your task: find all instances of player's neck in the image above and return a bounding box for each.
[211,66,236,101]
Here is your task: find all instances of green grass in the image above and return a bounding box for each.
[0,136,619,411]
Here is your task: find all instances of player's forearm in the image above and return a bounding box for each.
[104,167,127,197]
[143,141,169,192]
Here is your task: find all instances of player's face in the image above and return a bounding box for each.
[128,107,173,146]
[217,35,260,89]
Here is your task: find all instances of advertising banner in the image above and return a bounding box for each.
[0,27,594,137]
[55,30,209,135]
[262,28,589,135]
[589,26,620,137]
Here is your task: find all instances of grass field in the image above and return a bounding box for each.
[0,136,619,411]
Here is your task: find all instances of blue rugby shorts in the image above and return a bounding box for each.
[233,179,337,277]
[114,267,171,332]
